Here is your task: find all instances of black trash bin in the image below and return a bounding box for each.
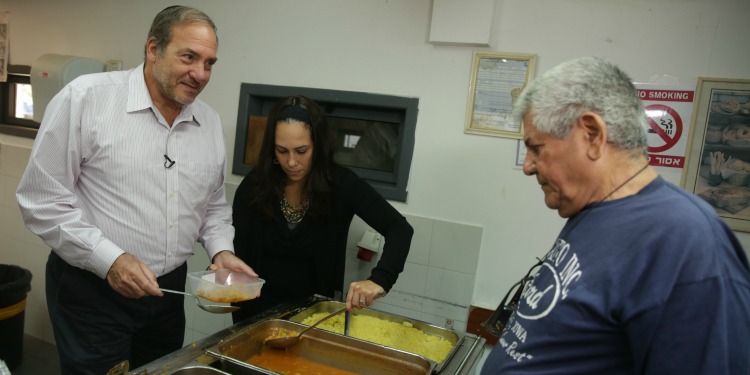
[0,265,32,371]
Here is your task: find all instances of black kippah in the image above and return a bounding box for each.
[278,105,311,124]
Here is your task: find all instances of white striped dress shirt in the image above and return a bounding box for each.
[16,64,234,278]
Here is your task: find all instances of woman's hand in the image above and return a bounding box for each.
[346,280,386,311]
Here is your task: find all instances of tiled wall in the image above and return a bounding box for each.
[0,136,484,348]
[344,215,482,332]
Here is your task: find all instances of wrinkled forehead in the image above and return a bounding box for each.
[522,114,544,144]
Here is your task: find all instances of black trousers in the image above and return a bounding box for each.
[46,251,186,375]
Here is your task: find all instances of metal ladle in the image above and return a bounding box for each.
[265,307,347,349]
[159,288,240,314]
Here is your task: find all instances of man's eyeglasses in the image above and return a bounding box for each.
[481,258,542,336]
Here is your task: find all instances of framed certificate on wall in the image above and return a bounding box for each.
[464,51,536,139]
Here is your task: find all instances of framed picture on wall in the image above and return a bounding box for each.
[464,51,536,139]
[682,77,750,232]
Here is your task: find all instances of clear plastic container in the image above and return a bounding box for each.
[188,270,264,303]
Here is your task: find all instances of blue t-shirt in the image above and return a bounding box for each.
[481,177,750,374]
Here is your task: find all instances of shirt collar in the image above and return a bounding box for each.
[126,63,204,127]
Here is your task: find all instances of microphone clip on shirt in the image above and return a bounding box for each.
[164,154,175,169]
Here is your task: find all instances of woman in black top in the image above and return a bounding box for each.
[231,95,413,323]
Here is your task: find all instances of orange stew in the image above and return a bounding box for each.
[195,288,256,303]
[247,349,358,375]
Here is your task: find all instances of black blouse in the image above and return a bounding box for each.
[231,165,413,322]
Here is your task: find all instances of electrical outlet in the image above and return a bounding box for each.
[106,60,123,72]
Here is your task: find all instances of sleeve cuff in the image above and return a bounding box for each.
[87,240,125,279]
[204,239,235,263]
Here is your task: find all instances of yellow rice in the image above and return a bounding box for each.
[300,312,453,363]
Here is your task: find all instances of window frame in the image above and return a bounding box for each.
[0,64,39,138]
[233,83,418,202]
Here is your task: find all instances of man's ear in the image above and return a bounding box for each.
[578,112,607,160]
[145,37,159,63]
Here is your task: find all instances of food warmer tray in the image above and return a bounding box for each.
[206,318,435,374]
[287,300,463,373]
[128,295,486,375]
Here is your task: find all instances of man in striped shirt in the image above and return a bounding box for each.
[16,6,256,374]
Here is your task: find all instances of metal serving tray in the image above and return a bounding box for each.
[205,319,436,375]
[288,301,462,373]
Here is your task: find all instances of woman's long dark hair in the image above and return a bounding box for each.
[248,96,337,219]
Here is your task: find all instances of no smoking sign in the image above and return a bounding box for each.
[637,86,694,169]
[646,104,682,153]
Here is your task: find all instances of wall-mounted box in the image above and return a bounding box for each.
[429,0,495,46]
[30,54,104,123]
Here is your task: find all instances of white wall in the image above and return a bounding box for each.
[1,0,750,347]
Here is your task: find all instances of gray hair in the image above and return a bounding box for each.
[513,56,648,156]
[145,5,218,58]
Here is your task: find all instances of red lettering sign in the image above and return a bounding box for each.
[637,90,694,102]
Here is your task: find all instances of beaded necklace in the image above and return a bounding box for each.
[280,191,311,224]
